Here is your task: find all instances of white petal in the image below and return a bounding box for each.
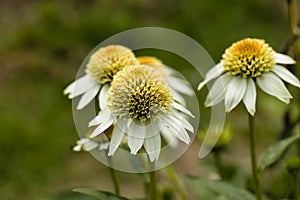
[73,144,82,152]
[108,119,127,156]
[167,77,194,96]
[64,74,96,98]
[205,74,232,107]
[158,120,179,148]
[197,63,225,90]
[99,84,110,110]
[89,114,115,138]
[127,123,145,155]
[84,140,99,151]
[172,90,186,105]
[243,78,257,116]
[89,108,113,127]
[170,111,194,133]
[173,102,195,118]
[77,85,100,109]
[177,128,190,144]
[160,117,190,144]
[272,65,300,88]
[144,133,161,162]
[99,142,110,151]
[225,77,247,113]
[274,53,296,65]
[257,73,292,103]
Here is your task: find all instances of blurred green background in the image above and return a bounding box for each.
[0,0,299,199]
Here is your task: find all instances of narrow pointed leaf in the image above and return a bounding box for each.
[258,134,300,172]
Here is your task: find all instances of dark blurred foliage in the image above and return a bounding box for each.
[0,0,297,199]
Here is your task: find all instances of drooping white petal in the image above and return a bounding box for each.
[64,74,96,98]
[177,128,191,144]
[272,65,300,88]
[197,63,225,90]
[274,53,296,65]
[257,73,292,104]
[89,108,113,127]
[73,144,82,152]
[173,102,195,118]
[89,114,115,138]
[127,123,146,155]
[84,140,99,151]
[161,117,190,144]
[224,77,247,113]
[99,142,110,151]
[170,111,194,133]
[108,119,127,156]
[205,74,232,107]
[167,76,194,96]
[159,128,178,148]
[99,84,110,110]
[172,90,186,105]
[144,132,161,162]
[243,78,257,116]
[77,84,100,109]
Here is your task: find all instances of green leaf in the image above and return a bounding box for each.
[258,134,300,173]
[73,188,129,200]
[187,175,255,200]
[43,191,99,200]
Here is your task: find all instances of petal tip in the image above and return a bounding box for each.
[197,81,206,91]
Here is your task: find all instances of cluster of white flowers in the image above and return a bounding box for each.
[65,38,300,162]
[64,45,195,162]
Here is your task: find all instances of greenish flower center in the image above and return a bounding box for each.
[107,65,173,122]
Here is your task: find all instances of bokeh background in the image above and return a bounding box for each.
[1,0,299,199]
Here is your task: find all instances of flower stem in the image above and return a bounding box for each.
[248,114,262,200]
[149,162,157,200]
[109,166,120,195]
[295,174,300,200]
[166,166,188,200]
[287,0,298,34]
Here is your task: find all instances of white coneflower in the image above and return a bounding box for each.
[88,65,195,162]
[73,137,110,152]
[198,38,300,115]
[137,56,194,104]
[64,45,138,109]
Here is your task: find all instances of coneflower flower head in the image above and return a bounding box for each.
[198,38,300,116]
[64,45,138,110]
[89,65,195,162]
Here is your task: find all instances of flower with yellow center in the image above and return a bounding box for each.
[137,56,194,104]
[88,65,195,162]
[64,45,138,109]
[198,38,300,115]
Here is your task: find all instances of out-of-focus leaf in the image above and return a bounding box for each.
[43,191,98,200]
[187,175,255,200]
[73,188,129,200]
[258,134,300,173]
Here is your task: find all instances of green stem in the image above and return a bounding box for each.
[295,174,300,200]
[149,160,157,200]
[106,151,120,195]
[287,0,298,34]
[166,166,188,200]
[248,114,262,200]
[109,166,120,195]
